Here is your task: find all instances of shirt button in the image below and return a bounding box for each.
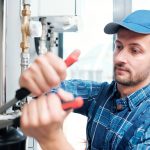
[116,104,123,110]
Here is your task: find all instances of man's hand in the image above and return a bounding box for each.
[19,52,67,96]
[20,89,74,150]
[19,52,75,149]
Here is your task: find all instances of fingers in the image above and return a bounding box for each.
[19,52,67,96]
[19,70,43,96]
[46,94,67,122]
[57,88,74,103]
[36,95,53,125]
[20,92,73,136]
[45,53,67,81]
[21,95,51,130]
[21,100,39,131]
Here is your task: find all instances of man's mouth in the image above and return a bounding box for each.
[115,66,129,75]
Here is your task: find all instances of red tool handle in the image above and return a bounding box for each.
[62,49,83,110]
[62,97,83,110]
[64,49,81,67]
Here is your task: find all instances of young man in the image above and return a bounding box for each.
[20,10,150,150]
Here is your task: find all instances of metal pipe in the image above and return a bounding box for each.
[39,17,47,55]
[0,0,6,107]
[22,0,31,5]
[20,4,31,72]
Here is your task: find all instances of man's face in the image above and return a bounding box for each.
[113,28,150,86]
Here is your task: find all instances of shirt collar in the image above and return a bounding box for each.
[127,83,150,110]
[113,82,150,111]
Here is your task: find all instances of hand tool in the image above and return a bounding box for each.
[0,49,83,114]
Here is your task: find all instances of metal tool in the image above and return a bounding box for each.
[0,50,83,129]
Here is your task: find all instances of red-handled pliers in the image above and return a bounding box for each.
[0,50,83,114]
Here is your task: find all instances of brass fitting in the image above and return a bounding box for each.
[20,4,31,52]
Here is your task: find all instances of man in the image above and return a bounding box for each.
[20,10,150,149]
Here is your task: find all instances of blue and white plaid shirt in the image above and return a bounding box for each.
[58,79,150,150]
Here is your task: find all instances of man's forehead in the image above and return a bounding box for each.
[116,28,150,41]
[117,28,141,36]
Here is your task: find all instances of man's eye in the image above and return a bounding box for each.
[131,48,140,54]
[115,45,122,50]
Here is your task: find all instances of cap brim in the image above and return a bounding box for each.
[104,22,150,34]
[104,22,121,34]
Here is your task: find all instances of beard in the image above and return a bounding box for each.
[113,65,150,86]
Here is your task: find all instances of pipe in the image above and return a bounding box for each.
[20,4,31,72]
[22,0,31,5]
[20,4,30,53]
[0,0,6,107]
[38,17,47,55]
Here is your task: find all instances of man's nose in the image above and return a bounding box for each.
[115,49,128,63]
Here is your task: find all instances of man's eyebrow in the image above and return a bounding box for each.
[128,43,142,47]
[115,40,143,47]
[114,40,121,44]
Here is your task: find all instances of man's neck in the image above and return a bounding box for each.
[117,81,149,98]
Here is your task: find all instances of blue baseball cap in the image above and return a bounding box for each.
[104,10,150,34]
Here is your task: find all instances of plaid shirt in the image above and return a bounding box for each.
[58,79,150,150]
